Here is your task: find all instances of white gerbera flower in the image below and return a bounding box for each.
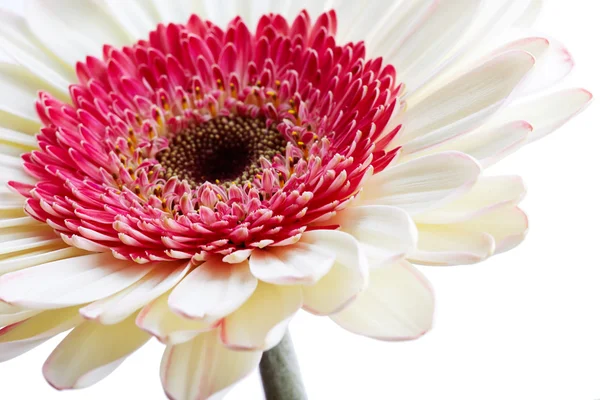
[0,0,591,399]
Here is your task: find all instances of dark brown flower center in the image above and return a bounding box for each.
[157,116,287,187]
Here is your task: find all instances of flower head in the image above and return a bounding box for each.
[0,1,592,399]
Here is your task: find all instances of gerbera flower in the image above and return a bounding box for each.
[0,0,591,398]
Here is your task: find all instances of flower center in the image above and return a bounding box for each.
[156,116,287,187]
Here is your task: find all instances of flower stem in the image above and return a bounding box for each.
[259,330,308,400]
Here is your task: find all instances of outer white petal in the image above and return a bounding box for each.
[0,154,37,185]
[0,246,84,275]
[0,126,37,156]
[414,175,526,224]
[220,282,302,351]
[488,88,593,143]
[0,253,154,309]
[330,205,418,267]
[161,330,262,400]
[393,51,536,153]
[331,258,434,341]
[0,64,54,125]
[249,233,336,285]
[25,0,131,65]
[43,315,150,390]
[99,0,160,39]
[410,228,496,266]
[0,301,38,327]
[402,120,532,168]
[79,261,191,324]
[0,10,74,92]
[0,306,81,362]
[168,259,257,321]
[489,36,574,94]
[358,151,481,215]
[384,0,481,93]
[453,206,529,253]
[301,230,369,315]
[136,293,216,346]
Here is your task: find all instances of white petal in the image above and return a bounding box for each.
[331,259,434,341]
[0,154,37,185]
[220,282,302,351]
[136,293,215,345]
[99,0,161,39]
[490,37,574,94]
[43,315,149,390]
[384,0,481,93]
[249,234,336,285]
[0,126,36,156]
[414,175,526,224]
[489,88,593,143]
[0,306,81,362]
[161,330,261,400]
[453,206,529,253]
[358,151,481,215]
[0,301,38,327]
[25,0,132,65]
[301,230,369,315]
[330,205,417,267]
[0,63,48,123]
[168,259,257,321]
[410,227,495,266]
[394,51,536,152]
[0,246,84,275]
[335,0,425,47]
[0,9,74,93]
[0,253,154,309]
[80,261,191,324]
[403,120,532,168]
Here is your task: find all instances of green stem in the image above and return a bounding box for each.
[259,330,308,400]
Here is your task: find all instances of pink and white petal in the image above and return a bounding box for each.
[414,175,526,225]
[43,315,150,390]
[453,206,529,254]
[358,151,481,215]
[0,253,155,309]
[220,282,302,351]
[137,293,216,345]
[0,246,84,275]
[409,227,496,266]
[301,231,369,315]
[168,259,257,322]
[330,205,417,267]
[161,330,262,400]
[249,235,336,285]
[489,88,593,143]
[0,306,81,362]
[403,120,532,168]
[0,301,38,327]
[25,0,132,66]
[392,51,536,151]
[80,260,191,325]
[331,259,434,341]
[0,9,74,93]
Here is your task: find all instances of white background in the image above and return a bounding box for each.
[0,1,599,399]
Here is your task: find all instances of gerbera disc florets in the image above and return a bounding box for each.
[156,116,287,188]
[11,10,402,263]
